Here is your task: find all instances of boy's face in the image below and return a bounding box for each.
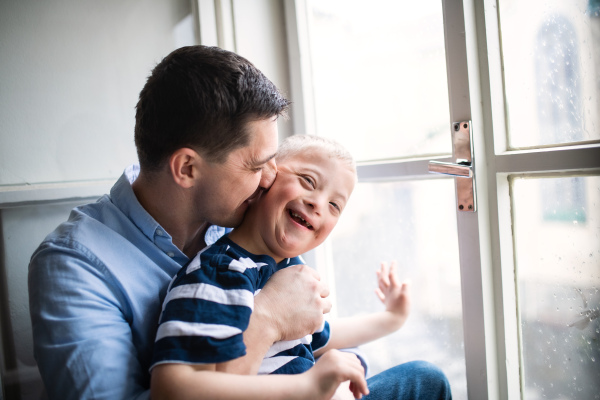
[249,148,356,260]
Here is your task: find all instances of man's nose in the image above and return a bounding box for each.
[259,159,277,189]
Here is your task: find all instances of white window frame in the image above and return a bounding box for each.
[194,0,236,50]
[284,0,600,399]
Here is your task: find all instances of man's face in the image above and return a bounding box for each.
[248,148,356,261]
[195,117,279,228]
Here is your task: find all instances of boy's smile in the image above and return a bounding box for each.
[229,148,356,262]
[289,209,313,230]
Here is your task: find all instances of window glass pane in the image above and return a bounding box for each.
[307,0,451,162]
[499,0,600,148]
[512,175,600,399]
[328,179,467,398]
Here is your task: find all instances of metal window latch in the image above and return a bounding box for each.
[428,121,476,212]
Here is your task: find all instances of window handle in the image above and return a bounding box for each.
[428,121,477,212]
[428,160,472,178]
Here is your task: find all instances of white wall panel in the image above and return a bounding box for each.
[232,0,293,139]
[0,0,191,186]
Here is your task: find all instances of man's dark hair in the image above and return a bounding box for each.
[134,45,290,171]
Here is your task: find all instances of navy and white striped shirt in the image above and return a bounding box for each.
[151,235,330,374]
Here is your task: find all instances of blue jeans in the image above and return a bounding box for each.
[363,361,452,400]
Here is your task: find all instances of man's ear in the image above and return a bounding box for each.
[169,148,201,189]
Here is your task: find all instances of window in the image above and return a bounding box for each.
[512,175,600,399]
[499,1,600,396]
[286,0,600,398]
[329,180,466,396]
[291,0,468,396]
[500,0,599,148]
[306,0,451,162]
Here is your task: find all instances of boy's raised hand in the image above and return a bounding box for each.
[375,261,411,326]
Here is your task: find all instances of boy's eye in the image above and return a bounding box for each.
[302,176,315,187]
[330,202,341,212]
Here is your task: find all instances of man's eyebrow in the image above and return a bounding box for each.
[249,152,277,167]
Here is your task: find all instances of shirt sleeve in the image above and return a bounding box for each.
[29,241,150,400]
[151,252,256,368]
[311,320,331,352]
[288,255,304,266]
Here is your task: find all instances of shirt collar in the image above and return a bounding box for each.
[110,164,164,242]
[110,164,229,255]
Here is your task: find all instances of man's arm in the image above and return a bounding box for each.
[217,264,332,375]
[29,244,149,400]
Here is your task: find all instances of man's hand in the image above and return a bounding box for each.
[220,265,331,375]
[255,264,331,342]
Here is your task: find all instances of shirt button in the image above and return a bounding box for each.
[167,252,175,258]
[156,230,163,236]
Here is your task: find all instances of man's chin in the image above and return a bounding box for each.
[214,205,247,229]
[220,190,263,228]
[230,208,248,228]
[245,188,266,205]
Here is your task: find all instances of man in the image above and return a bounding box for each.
[29,45,330,399]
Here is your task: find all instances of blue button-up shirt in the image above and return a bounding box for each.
[28,165,228,399]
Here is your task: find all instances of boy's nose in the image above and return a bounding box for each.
[305,196,323,215]
[259,158,277,189]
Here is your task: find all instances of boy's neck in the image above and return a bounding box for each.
[227,222,286,264]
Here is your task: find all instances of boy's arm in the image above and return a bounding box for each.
[217,264,332,375]
[151,350,368,400]
[315,262,410,355]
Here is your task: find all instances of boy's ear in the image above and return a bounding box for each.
[169,148,201,189]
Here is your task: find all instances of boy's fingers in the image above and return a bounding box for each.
[350,374,369,398]
[388,261,404,288]
[375,288,385,302]
[349,355,368,396]
[349,382,357,398]
[376,269,386,292]
[378,278,386,293]
[350,382,367,399]
[379,262,390,287]
[389,267,401,287]
[345,369,368,398]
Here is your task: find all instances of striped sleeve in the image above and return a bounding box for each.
[311,320,330,352]
[150,250,257,369]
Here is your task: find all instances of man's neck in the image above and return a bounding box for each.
[132,170,208,258]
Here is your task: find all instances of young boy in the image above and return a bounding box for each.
[150,135,411,400]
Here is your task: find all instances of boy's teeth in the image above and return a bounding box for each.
[290,211,312,228]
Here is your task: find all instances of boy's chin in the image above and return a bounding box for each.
[276,242,310,260]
